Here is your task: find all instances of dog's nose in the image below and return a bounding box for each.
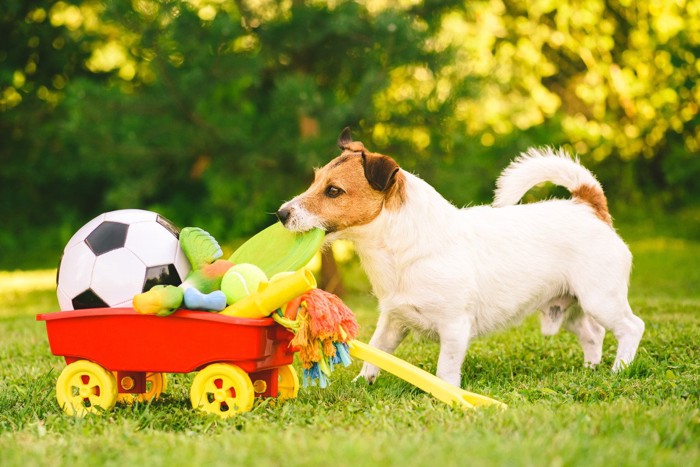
[276,206,291,224]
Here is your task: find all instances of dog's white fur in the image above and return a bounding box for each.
[279,146,644,387]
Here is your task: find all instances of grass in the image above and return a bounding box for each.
[1,225,699,466]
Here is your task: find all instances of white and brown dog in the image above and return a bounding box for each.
[277,128,644,387]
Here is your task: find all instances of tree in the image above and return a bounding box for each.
[451,0,700,206]
[0,0,466,268]
[1,1,104,266]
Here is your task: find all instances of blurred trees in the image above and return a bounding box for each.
[464,0,700,207]
[2,0,699,269]
[1,0,464,267]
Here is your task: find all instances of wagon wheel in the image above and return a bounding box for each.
[190,364,255,418]
[56,360,118,417]
[116,372,168,404]
[277,365,299,400]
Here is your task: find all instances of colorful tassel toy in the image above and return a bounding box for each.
[273,288,359,388]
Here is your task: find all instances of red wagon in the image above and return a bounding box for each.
[36,308,299,417]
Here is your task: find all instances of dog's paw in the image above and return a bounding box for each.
[583,360,600,370]
[353,363,380,384]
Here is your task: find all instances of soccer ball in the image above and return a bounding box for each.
[56,209,191,310]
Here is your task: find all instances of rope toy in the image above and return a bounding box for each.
[273,288,359,388]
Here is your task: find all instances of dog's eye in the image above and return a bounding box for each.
[325,186,343,198]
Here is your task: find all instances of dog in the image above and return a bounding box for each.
[276,128,645,387]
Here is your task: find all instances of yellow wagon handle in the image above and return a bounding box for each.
[348,340,507,410]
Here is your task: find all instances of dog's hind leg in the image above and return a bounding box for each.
[565,311,606,368]
[610,307,645,372]
[355,311,408,384]
[436,316,472,387]
[577,294,644,372]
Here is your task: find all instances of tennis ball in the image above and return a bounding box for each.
[221,263,268,305]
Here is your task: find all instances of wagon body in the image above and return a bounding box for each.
[37,308,299,416]
[36,308,295,374]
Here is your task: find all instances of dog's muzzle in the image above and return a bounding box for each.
[276,206,291,225]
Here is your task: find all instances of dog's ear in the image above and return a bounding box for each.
[362,152,400,192]
[337,127,353,149]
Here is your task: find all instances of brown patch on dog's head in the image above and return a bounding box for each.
[289,129,406,232]
[362,151,406,210]
[572,184,612,225]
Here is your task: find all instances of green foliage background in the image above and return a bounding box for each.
[2,0,700,268]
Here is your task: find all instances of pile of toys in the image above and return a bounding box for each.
[132,222,358,387]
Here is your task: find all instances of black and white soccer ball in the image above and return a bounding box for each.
[56,209,191,310]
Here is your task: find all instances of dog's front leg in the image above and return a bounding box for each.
[436,318,472,387]
[355,310,407,384]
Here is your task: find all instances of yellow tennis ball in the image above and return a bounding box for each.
[221,263,268,305]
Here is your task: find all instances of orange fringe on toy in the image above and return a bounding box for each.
[289,288,358,367]
[275,289,359,386]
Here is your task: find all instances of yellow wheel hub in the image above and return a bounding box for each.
[56,360,118,417]
[190,363,255,418]
[277,365,300,401]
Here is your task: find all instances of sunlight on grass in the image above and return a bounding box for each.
[0,270,58,318]
[0,270,56,295]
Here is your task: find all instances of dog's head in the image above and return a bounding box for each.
[277,128,406,233]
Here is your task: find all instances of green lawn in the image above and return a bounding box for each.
[1,227,699,466]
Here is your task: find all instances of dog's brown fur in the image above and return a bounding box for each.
[572,184,612,225]
[296,133,407,232]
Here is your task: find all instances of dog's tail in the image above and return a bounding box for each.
[493,147,612,225]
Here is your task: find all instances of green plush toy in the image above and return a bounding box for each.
[134,227,233,315]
